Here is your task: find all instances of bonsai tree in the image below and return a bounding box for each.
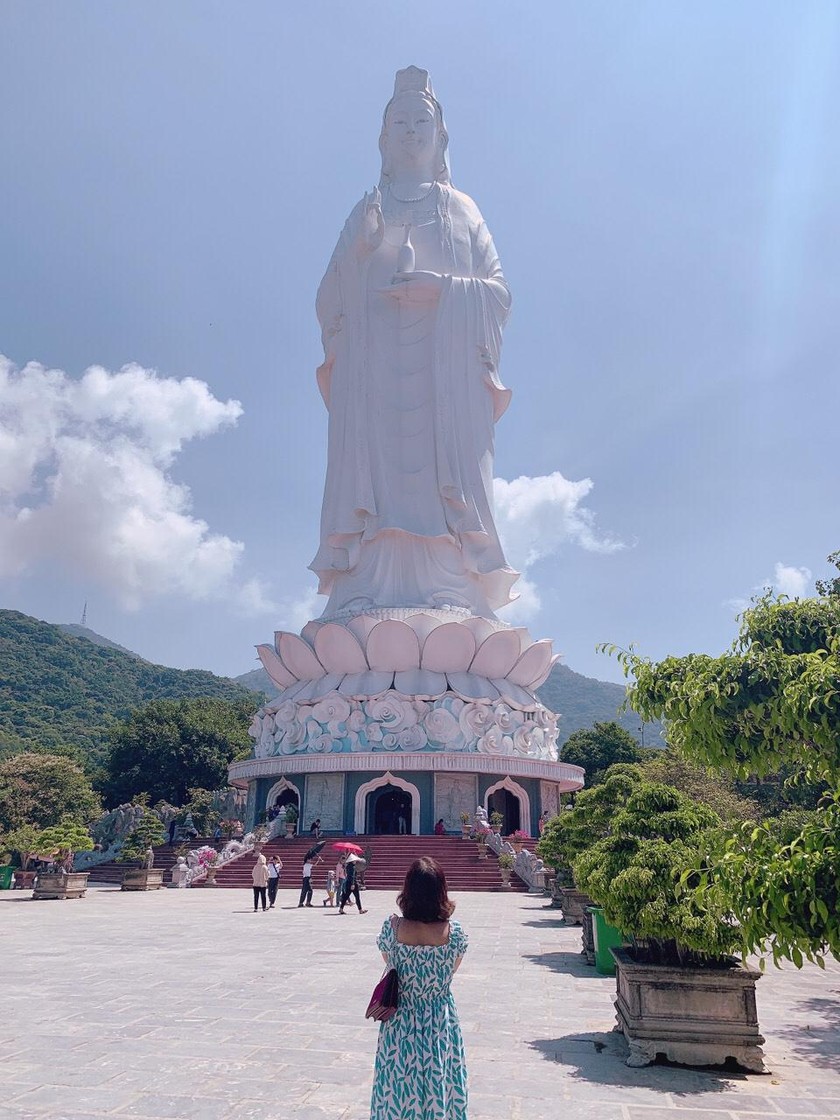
[3,823,43,871]
[36,817,94,873]
[607,558,840,966]
[537,764,642,877]
[118,811,166,867]
[497,851,515,870]
[284,804,299,824]
[573,781,738,966]
[489,810,504,831]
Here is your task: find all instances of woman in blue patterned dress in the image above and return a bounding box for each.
[370,857,468,1120]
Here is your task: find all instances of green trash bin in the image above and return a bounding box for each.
[590,906,624,975]
[0,866,14,890]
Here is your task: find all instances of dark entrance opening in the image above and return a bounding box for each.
[273,788,299,812]
[487,789,521,834]
[367,785,412,835]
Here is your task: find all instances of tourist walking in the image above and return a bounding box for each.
[252,853,269,912]
[298,856,318,907]
[338,853,367,914]
[335,856,346,900]
[267,855,283,908]
[370,857,468,1119]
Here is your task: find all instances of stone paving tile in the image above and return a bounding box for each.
[9,1084,141,1113]
[114,1094,235,1118]
[2,887,840,1118]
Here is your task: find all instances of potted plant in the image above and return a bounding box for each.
[460,811,472,839]
[537,766,640,951]
[252,823,269,853]
[283,803,299,838]
[573,781,763,1070]
[32,817,95,900]
[497,850,515,888]
[193,844,221,885]
[508,828,528,853]
[489,809,504,834]
[4,824,42,889]
[118,811,166,890]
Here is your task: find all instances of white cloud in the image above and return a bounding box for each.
[493,471,624,622]
[0,354,261,610]
[275,586,321,634]
[727,561,813,614]
[772,562,812,599]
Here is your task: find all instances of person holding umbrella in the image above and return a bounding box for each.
[338,852,367,915]
[299,840,326,908]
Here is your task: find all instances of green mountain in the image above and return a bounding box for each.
[0,610,263,771]
[234,662,663,748]
[56,623,142,659]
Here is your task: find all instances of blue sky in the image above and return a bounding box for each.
[1,2,838,683]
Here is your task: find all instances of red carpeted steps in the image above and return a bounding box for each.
[212,834,532,893]
[85,837,225,884]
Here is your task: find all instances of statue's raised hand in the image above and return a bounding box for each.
[360,188,384,253]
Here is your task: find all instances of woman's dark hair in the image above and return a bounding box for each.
[397,857,455,922]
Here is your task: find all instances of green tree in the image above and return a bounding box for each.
[574,782,737,965]
[37,816,95,868]
[0,752,102,831]
[2,823,44,870]
[102,698,254,807]
[639,749,761,823]
[607,571,840,965]
[559,721,649,784]
[536,764,642,872]
[117,810,167,865]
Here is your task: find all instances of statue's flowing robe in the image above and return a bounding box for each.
[310,184,518,617]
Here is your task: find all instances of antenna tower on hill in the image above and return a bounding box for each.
[80,601,87,627]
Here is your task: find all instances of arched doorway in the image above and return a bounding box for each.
[487,788,520,834]
[367,785,412,834]
[354,772,420,834]
[485,777,530,836]
[265,779,301,825]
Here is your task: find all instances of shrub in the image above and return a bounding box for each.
[118,811,166,865]
[497,852,515,870]
[536,765,641,872]
[574,782,738,966]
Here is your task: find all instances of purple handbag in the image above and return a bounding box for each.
[365,967,399,1022]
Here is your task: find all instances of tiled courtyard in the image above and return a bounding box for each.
[1,885,839,1120]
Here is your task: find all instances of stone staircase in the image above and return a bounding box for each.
[211,834,534,893]
[85,837,226,885]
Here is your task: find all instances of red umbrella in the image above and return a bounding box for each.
[332,841,364,854]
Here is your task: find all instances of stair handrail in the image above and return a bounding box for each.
[185,833,256,887]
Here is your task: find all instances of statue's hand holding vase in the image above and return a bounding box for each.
[382,269,445,304]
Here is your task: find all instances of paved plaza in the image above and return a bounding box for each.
[2,885,839,1120]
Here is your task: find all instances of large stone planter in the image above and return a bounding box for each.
[499,868,512,888]
[558,887,593,926]
[121,868,165,891]
[612,947,765,1071]
[32,872,90,900]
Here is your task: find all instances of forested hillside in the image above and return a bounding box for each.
[0,611,263,771]
[235,661,663,747]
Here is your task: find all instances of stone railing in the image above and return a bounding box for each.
[474,811,547,894]
[181,834,256,887]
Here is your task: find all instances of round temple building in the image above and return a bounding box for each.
[229,609,584,836]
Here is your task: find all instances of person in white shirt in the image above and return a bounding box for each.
[267,855,283,908]
[298,857,319,907]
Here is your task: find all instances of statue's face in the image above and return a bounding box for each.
[384,93,439,175]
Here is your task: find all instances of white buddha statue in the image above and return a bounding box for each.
[310,67,518,621]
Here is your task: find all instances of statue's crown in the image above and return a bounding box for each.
[393,65,436,101]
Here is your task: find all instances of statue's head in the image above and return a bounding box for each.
[379,66,450,185]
